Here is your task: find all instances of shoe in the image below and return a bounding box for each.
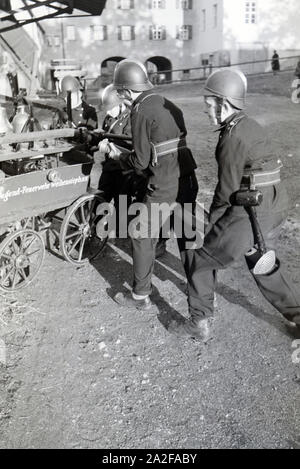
[113,292,153,311]
[168,317,211,341]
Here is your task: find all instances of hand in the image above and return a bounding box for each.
[98,138,109,154]
[107,142,122,160]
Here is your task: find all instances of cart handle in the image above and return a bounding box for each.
[0,129,132,146]
[0,129,76,145]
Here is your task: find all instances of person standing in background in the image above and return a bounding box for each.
[271,51,280,75]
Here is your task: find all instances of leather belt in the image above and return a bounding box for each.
[150,137,187,166]
[240,165,282,189]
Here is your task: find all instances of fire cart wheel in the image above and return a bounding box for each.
[60,194,107,266]
[0,230,45,292]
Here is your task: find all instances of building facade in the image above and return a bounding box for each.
[0,0,43,94]
[38,0,300,88]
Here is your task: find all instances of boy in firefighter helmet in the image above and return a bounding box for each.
[60,75,98,129]
[95,83,139,212]
[171,68,300,340]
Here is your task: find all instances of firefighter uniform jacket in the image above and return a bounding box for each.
[186,111,300,327]
[120,90,197,203]
[210,111,289,225]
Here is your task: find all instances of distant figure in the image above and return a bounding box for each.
[271,50,280,75]
[293,58,300,97]
[294,58,300,79]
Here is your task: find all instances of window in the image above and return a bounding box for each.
[245,1,257,24]
[201,9,206,31]
[117,0,134,9]
[54,36,60,47]
[177,25,193,40]
[118,25,135,40]
[213,3,218,28]
[91,25,107,41]
[149,25,166,40]
[66,25,76,41]
[151,0,166,8]
[176,0,193,9]
[47,36,61,47]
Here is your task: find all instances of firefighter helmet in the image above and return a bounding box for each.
[60,75,82,95]
[100,84,122,110]
[113,59,153,92]
[204,69,247,109]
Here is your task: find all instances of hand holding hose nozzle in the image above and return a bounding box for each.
[234,190,276,275]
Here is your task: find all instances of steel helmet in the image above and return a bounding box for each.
[113,59,154,92]
[204,69,247,109]
[60,75,81,95]
[100,84,122,110]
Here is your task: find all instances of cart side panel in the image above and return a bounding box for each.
[0,163,93,225]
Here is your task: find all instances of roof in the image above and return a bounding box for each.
[0,1,107,34]
[60,1,107,15]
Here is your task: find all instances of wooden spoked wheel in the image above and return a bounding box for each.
[60,194,108,265]
[0,229,45,292]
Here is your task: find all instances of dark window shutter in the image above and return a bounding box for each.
[117,0,121,9]
[104,25,108,40]
[189,0,193,9]
[130,0,134,8]
[131,26,135,40]
[176,26,180,39]
[188,25,193,39]
[117,26,122,40]
[162,26,166,40]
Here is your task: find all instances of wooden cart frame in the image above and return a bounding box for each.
[0,129,107,292]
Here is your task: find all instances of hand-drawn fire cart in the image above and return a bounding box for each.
[0,127,108,293]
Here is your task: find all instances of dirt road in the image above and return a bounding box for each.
[0,85,300,449]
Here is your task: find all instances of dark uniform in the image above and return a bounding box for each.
[61,99,98,164]
[71,100,98,130]
[271,52,280,73]
[96,107,147,237]
[187,111,300,326]
[119,90,198,297]
[98,107,134,201]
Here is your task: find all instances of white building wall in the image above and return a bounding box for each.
[223,0,300,72]
[0,0,42,93]
[36,0,300,87]
[40,0,211,84]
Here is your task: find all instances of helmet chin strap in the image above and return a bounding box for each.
[216,98,237,125]
[205,96,225,125]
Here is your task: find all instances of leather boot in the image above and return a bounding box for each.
[113,292,153,311]
[168,316,211,341]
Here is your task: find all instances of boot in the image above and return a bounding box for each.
[168,316,211,341]
[113,292,153,311]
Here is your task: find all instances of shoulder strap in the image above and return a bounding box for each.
[133,93,158,113]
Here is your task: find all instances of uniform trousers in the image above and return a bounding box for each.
[131,172,199,296]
